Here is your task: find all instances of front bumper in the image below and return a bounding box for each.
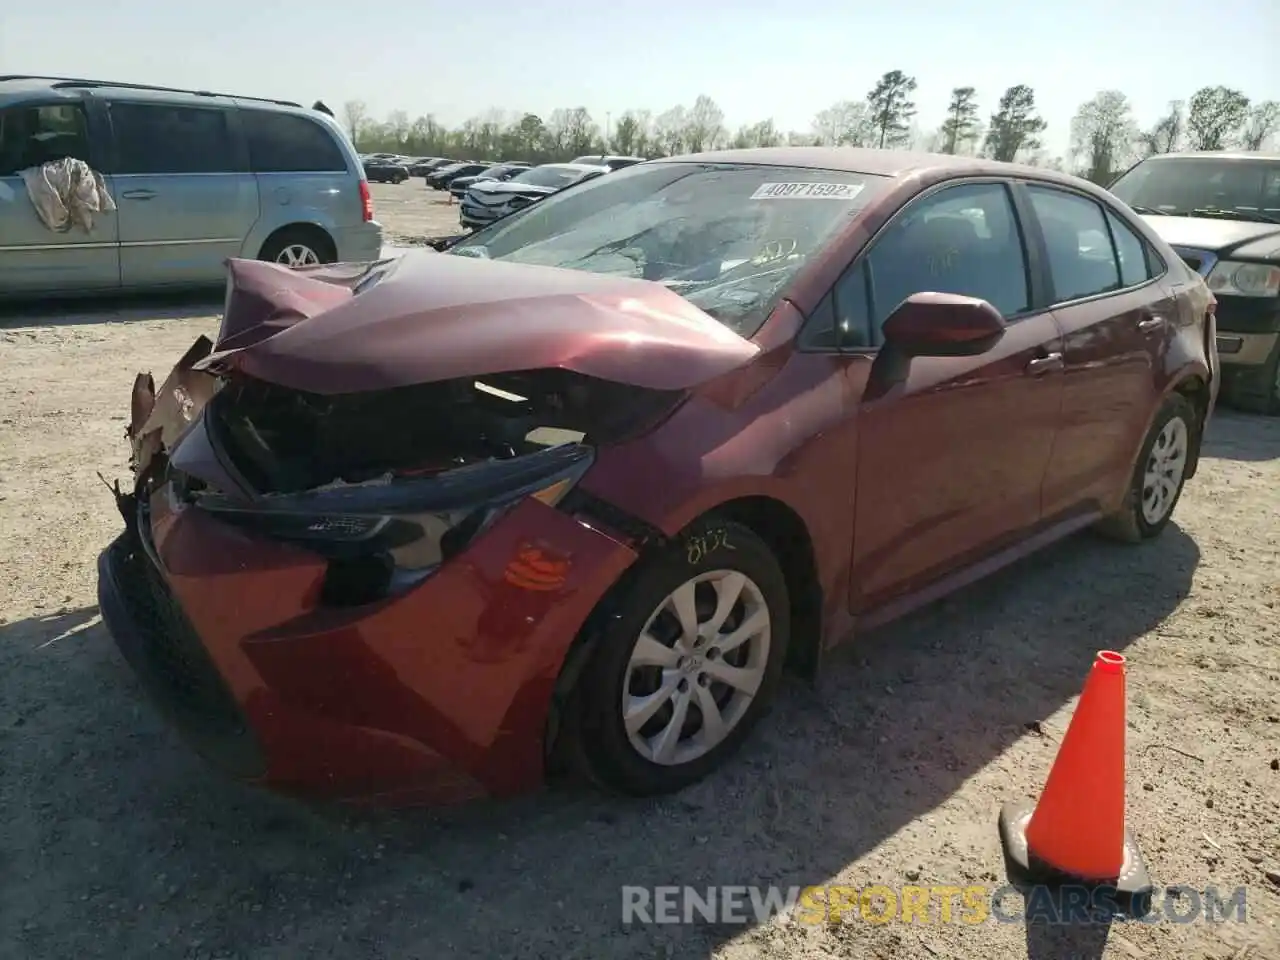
[98,486,638,805]
[459,202,502,229]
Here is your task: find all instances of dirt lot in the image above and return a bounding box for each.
[372,179,469,245]
[1,182,1278,960]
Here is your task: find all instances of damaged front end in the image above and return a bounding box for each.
[171,366,680,605]
[119,254,719,606]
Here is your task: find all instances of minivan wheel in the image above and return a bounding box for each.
[1096,393,1194,543]
[568,519,789,796]
[259,227,335,269]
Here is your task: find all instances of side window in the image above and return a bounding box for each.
[1026,187,1120,302]
[242,110,347,173]
[1105,210,1154,287]
[108,103,239,175]
[862,182,1030,342]
[0,103,92,176]
[834,259,873,349]
[1263,167,1280,216]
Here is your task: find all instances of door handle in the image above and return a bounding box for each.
[1026,352,1065,375]
[121,189,155,200]
[1137,316,1166,332]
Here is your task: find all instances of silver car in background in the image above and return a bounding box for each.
[459,162,609,230]
[0,75,382,298]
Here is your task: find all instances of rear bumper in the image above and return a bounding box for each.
[97,487,638,805]
[332,221,384,263]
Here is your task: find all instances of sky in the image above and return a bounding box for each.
[2,0,1277,157]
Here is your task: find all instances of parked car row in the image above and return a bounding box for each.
[459,161,613,229]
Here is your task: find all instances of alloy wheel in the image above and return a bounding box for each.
[622,570,771,766]
[1141,415,1189,525]
[276,244,320,268]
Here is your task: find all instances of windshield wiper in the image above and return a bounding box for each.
[1190,208,1280,225]
[1128,204,1166,216]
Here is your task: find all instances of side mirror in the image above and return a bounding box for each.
[881,292,1006,358]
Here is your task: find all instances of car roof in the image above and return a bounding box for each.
[648,146,1095,188]
[0,74,306,112]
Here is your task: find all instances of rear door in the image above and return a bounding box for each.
[0,98,120,294]
[1020,183,1170,518]
[104,99,259,288]
[240,108,357,244]
[835,180,1067,612]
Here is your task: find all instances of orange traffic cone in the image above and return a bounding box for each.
[998,651,1153,909]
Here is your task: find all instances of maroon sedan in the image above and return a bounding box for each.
[99,148,1218,805]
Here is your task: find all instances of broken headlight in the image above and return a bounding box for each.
[194,443,593,605]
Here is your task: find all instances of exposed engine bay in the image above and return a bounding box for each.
[206,367,678,497]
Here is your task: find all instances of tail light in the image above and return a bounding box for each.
[359,179,374,222]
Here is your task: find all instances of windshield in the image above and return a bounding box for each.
[1111,158,1280,220]
[450,162,887,337]
[510,165,585,188]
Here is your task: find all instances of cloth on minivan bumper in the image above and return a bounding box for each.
[20,157,117,233]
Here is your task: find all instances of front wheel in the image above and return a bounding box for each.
[568,519,789,796]
[1096,393,1195,542]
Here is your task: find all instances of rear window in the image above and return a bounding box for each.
[242,110,347,173]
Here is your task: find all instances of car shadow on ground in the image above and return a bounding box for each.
[0,290,224,329]
[0,526,1199,960]
[1202,407,1280,462]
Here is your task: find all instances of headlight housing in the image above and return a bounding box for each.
[194,442,593,606]
[1205,260,1280,298]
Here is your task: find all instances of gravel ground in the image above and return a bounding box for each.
[1,184,1278,960]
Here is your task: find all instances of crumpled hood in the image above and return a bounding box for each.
[194,251,759,394]
[1140,215,1280,258]
[470,179,559,198]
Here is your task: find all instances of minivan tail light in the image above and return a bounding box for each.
[359,179,374,222]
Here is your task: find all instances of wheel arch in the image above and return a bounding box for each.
[1165,368,1212,480]
[543,493,825,780]
[256,222,338,263]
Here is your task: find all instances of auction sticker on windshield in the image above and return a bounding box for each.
[750,182,865,200]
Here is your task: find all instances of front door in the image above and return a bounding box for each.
[837,180,1066,612]
[104,100,259,288]
[0,99,120,294]
[1021,185,1169,517]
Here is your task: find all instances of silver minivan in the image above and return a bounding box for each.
[0,76,383,298]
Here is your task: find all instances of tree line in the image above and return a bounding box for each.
[343,74,1279,185]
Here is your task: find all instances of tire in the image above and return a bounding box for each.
[259,227,336,270]
[1096,393,1195,543]
[568,518,789,796]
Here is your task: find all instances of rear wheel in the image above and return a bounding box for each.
[1096,393,1194,542]
[258,226,336,269]
[567,519,789,796]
